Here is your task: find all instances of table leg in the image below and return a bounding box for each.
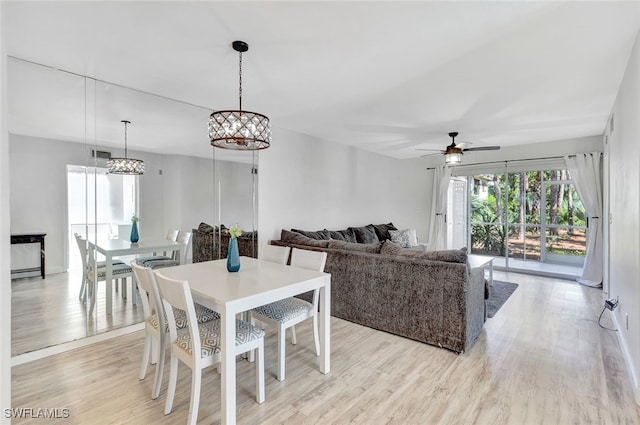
[40,238,45,279]
[106,254,113,315]
[319,279,331,374]
[221,307,236,424]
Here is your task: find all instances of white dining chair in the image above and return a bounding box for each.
[131,261,219,400]
[154,270,265,425]
[140,230,192,270]
[259,244,291,265]
[74,233,132,315]
[250,247,327,381]
[136,228,180,264]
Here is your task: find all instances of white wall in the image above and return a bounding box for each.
[1,2,12,420]
[607,31,640,403]
[259,127,429,244]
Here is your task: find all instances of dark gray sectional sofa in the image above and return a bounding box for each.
[271,225,487,353]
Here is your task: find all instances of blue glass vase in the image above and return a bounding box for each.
[130,221,139,243]
[227,237,240,272]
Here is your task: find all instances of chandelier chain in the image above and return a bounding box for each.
[239,51,243,111]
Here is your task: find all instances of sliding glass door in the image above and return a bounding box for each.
[466,169,586,269]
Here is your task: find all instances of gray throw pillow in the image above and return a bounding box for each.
[326,228,357,243]
[281,229,330,248]
[291,228,331,240]
[371,223,397,241]
[348,225,379,244]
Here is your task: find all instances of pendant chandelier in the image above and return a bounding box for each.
[208,40,271,150]
[108,120,145,175]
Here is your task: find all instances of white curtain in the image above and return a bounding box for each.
[565,152,603,287]
[427,166,452,251]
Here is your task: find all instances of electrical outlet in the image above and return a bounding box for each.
[605,298,619,310]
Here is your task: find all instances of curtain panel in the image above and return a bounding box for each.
[565,152,603,287]
[427,166,452,251]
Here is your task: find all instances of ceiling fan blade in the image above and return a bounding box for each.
[454,142,472,149]
[462,146,501,152]
[420,152,442,157]
[416,148,444,152]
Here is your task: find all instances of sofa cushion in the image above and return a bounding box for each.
[348,225,379,244]
[198,222,215,233]
[281,229,330,248]
[381,240,467,263]
[291,228,331,240]
[389,229,418,248]
[326,228,357,243]
[371,223,397,241]
[327,240,383,253]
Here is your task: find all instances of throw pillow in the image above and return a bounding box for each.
[197,222,215,233]
[371,222,397,241]
[280,229,330,248]
[327,240,383,253]
[381,241,467,263]
[389,229,418,248]
[326,228,357,243]
[291,228,331,240]
[348,225,379,244]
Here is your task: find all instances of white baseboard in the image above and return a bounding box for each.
[611,313,640,405]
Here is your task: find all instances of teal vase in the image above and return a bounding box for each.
[130,222,139,243]
[227,238,240,272]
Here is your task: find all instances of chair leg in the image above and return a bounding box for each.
[78,273,86,300]
[248,315,256,363]
[164,353,179,415]
[152,334,166,400]
[88,281,97,316]
[277,325,286,382]
[291,325,297,345]
[255,341,265,404]
[312,314,320,356]
[187,368,201,425]
[139,333,152,380]
[121,278,127,299]
[150,337,158,365]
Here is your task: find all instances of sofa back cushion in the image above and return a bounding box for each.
[291,228,331,240]
[281,229,330,248]
[348,224,379,244]
[381,240,467,263]
[327,240,383,253]
[325,228,357,243]
[371,223,397,241]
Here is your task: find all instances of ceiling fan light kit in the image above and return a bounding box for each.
[419,131,501,164]
[209,40,272,150]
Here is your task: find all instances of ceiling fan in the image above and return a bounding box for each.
[419,132,500,164]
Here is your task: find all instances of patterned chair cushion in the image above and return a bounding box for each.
[96,259,126,267]
[175,319,264,358]
[136,255,172,264]
[141,259,180,270]
[253,297,313,323]
[149,303,220,331]
[91,263,131,277]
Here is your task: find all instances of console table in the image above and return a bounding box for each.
[11,233,46,279]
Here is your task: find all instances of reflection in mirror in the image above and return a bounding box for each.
[8,57,258,356]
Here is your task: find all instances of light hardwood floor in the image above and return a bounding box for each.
[11,270,143,356]
[11,272,640,424]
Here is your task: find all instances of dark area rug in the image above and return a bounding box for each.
[487,280,519,318]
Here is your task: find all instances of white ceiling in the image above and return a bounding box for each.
[5,1,640,160]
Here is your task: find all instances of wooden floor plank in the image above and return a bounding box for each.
[11,271,640,424]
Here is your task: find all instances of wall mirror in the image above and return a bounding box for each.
[8,56,258,356]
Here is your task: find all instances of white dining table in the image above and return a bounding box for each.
[88,238,185,315]
[157,256,331,425]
